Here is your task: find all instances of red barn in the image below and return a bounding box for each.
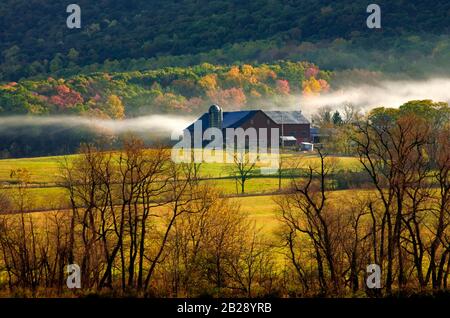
[186,105,311,147]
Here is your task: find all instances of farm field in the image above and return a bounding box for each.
[1,178,294,211]
[0,151,365,215]
[0,151,363,184]
[0,152,369,236]
[0,150,375,282]
[0,146,372,224]
[7,189,369,237]
[0,121,446,297]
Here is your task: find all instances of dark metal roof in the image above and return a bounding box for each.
[186,112,209,133]
[263,111,309,124]
[186,109,309,132]
[186,110,258,132]
[222,111,257,128]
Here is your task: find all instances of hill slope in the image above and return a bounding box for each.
[1,0,450,80]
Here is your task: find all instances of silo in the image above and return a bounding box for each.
[208,104,223,129]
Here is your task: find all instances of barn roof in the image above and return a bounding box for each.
[222,110,257,128]
[186,110,258,132]
[186,109,309,132]
[263,111,309,124]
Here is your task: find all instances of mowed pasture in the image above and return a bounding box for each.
[0,151,363,184]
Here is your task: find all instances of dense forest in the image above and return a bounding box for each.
[1,0,450,81]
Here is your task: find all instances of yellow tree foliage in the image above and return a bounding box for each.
[254,67,277,82]
[227,66,241,78]
[241,64,258,84]
[107,94,125,119]
[302,85,313,96]
[241,64,254,77]
[198,74,218,92]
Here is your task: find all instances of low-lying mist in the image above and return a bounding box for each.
[297,77,450,115]
[0,115,194,135]
[0,115,194,158]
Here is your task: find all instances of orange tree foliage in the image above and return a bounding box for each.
[302,77,330,96]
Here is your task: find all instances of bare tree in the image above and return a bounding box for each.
[277,149,341,295]
[342,104,362,124]
[232,151,258,194]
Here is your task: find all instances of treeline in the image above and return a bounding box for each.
[313,100,450,156]
[0,123,110,159]
[4,36,450,83]
[0,120,169,159]
[0,61,330,117]
[276,100,450,294]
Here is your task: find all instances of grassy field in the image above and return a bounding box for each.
[0,151,363,184]
[0,151,375,274]
[0,155,72,184]
[233,195,282,236]
[1,178,293,211]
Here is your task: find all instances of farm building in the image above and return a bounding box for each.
[185,104,311,147]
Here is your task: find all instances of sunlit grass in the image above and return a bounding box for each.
[0,151,364,184]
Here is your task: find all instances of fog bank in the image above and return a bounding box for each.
[298,77,450,115]
[0,115,194,135]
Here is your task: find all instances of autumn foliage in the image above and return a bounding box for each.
[0,62,330,117]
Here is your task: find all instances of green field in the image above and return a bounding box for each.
[0,152,362,184]
[0,155,71,184]
[1,178,293,211]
